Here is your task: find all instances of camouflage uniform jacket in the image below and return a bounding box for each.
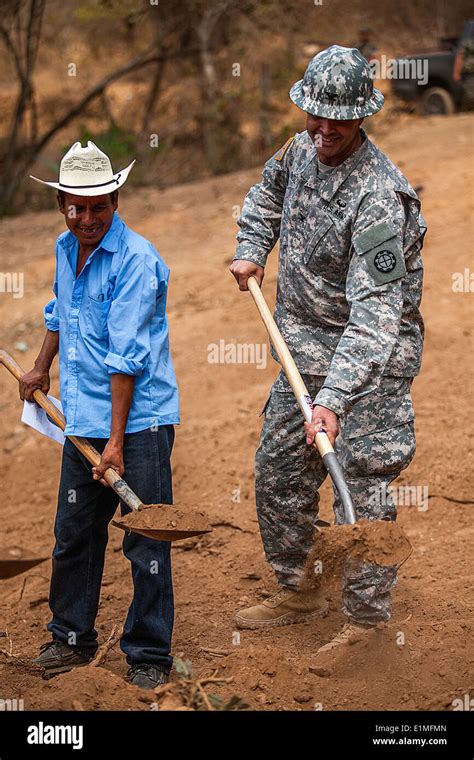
[460,36,474,75]
[233,129,427,417]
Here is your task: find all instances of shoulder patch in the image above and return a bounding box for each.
[353,222,406,284]
[274,135,296,161]
[364,240,407,285]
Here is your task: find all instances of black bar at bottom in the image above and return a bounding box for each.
[0,710,472,757]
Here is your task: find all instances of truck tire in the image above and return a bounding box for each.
[418,87,456,116]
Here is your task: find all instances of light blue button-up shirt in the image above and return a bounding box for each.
[44,212,180,437]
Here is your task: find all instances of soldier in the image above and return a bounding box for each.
[230,46,426,652]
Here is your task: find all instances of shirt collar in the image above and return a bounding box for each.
[298,129,371,201]
[59,211,124,254]
[98,212,124,253]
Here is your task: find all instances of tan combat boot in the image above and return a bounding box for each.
[235,587,328,629]
[316,620,375,653]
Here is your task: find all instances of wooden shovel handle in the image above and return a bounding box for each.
[246,277,356,525]
[246,278,332,455]
[0,349,142,509]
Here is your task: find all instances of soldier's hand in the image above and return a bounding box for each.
[229,260,264,291]
[305,405,339,448]
[19,367,51,402]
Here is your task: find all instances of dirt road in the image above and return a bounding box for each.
[0,114,472,711]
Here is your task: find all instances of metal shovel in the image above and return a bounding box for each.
[0,350,211,543]
[247,277,356,523]
[0,548,47,580]
[246,277,412,574]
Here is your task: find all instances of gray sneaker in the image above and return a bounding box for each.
[32,640,92,676]
[128,664,169,689]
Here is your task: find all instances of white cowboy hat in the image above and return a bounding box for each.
[30,141,135,196]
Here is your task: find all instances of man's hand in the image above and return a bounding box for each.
[304,405,340,448]
[229,260,264,291]
[19,330,59,402]
[19,366,51,402]
[92,439,124,487]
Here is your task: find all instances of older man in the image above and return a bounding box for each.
[230,46,426,651]
[21,141,179,687]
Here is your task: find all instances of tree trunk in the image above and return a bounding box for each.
[140,57,166,137]
[0,0,45,214]
[197,8,220,173]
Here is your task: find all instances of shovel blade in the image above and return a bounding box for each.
[112,524,210,541]
[111,503,212,543]
[0,549,48,580]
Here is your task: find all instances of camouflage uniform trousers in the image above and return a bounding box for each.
[255,370,416,624]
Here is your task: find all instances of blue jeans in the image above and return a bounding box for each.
[47,426,175,673]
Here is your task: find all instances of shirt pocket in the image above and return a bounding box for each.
[87,295,112,339]
[303,217,348,285]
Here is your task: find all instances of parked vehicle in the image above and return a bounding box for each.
[391,20,474,115]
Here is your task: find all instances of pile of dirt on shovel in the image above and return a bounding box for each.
[300,519,412,590]
[114,505,210,535]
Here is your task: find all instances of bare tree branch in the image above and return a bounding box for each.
[0,24,25,84]
[33,46,197,156]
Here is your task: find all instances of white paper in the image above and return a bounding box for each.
[21,395,65,446]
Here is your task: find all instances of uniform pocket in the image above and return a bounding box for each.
[342,377,415,440]
[338,377,416,478]
[341,421,416,478]
[259,371,287,416]
[87,295,112,338]
[303,217,347,285]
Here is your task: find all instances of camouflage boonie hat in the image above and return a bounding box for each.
[289,45,384,119]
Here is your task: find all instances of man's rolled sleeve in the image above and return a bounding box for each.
[44,297,59,332]
[104,250,160,377]
[44,269,59,331]
[103,352,144,376]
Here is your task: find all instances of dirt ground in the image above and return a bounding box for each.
[0,113,472,711]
